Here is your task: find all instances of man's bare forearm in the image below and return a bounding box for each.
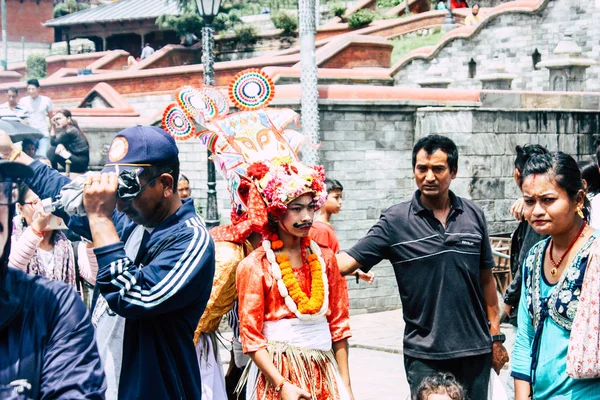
[336,252,362,276]
[88,216,120,248]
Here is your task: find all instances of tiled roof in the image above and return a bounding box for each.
[44,0,181,27]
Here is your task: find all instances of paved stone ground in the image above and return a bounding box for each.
[217,309,517,399]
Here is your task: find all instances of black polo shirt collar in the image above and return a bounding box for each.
[411,190,463,215]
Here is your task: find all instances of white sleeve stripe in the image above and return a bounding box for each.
[121,224,211,308]
[114,218,200,293]
[102,216,211,307]
[127,219,206,297]
[125,225,209,302]
[120,217,211,305]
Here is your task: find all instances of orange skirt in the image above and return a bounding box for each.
[240,341,348,400]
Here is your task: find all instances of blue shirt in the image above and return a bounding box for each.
[512,234,600,399]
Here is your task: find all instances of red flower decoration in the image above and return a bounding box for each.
[247,162,270,180]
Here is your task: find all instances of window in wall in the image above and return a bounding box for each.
[532,49,542,70]
[468,59,477,79]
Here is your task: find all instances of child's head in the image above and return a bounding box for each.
[414,372,465,400]
[324,178,343,214]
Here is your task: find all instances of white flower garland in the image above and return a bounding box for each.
[263,239,329,321]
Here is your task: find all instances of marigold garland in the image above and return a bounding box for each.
[264,235,329,320]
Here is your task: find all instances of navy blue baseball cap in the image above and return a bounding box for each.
[102,125,179,174]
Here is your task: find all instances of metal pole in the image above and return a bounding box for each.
[1,0,8,71]
[202,24,219,228]
[443,0,455,26]
[404,0,410,17]
[298,0,320,166]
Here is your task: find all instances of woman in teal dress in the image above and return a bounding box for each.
[512,152,600,399]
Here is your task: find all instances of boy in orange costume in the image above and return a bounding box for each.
[236,158,354,400]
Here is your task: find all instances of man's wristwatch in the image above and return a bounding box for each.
[491,333,506,343]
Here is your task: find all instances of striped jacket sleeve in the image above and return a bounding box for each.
[93,218,215,319]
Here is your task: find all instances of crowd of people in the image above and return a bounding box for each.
[0,81,90,173]
[0,106,599,400]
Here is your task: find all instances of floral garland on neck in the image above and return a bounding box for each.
[263,235,329,321]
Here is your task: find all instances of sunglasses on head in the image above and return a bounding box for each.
[116,169,172,201]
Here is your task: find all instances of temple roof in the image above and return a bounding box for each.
[44,0,180,27]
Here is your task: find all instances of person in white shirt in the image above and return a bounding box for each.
[18,79,53,158]
[0,87,28,121]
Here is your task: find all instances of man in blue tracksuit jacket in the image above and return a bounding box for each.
[0,126,215,399]
[0,160,106,399]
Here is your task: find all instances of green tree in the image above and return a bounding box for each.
[54,0,90,18]
[234,26,259,50]
[347,9,376,29]
[156,13,204,37]
[26,53,47,80]
[271,12,297,37]
[331,4,347,19]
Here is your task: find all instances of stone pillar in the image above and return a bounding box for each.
[537,31,597,92]
[417,59,454,88]
[478,54,517,90]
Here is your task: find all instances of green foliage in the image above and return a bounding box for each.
[331,4,347,18]
[347,9,376,29]
[228,9,243,25]
[271,12,297,37]
[212,13,230,32]
[26,53,47,80]
[234,25,259,50]
[156,13,204,36]
[377,0,401,7]
[390,28,443,64]
[53,1,90,18]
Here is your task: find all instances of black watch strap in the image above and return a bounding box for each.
[491,334,506,343]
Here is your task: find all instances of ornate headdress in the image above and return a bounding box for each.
[162,69,325,240]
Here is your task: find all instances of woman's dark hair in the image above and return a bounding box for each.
[514,144,549,172]
[17,183,31,206]
[55,109,90,145]
[414,372,465,400]
[412,135,458,173]
[578,160,600,196]
[522,152,590,222]
[325,178,343,193]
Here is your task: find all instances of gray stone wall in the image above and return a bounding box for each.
[416,108,600,233]
[394,0,600,92]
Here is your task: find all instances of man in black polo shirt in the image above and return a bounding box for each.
[337,134,509,399]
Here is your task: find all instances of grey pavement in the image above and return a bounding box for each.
[217,309,516,399]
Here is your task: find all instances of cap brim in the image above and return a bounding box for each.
[0,160,33,180]
[102,164,146,175]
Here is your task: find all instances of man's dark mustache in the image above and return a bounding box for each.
[293,222,312,229]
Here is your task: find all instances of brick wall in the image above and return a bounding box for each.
[1,0,54,44]
[393,1,600,92]
[321,43,392,69]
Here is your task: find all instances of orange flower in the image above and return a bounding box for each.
[275,247,326,315]
[272,240,284,250]
[276,254,289,263]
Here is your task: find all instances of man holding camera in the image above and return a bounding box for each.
[0,126,216,400]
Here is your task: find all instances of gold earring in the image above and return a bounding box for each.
[577,207,584,219]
